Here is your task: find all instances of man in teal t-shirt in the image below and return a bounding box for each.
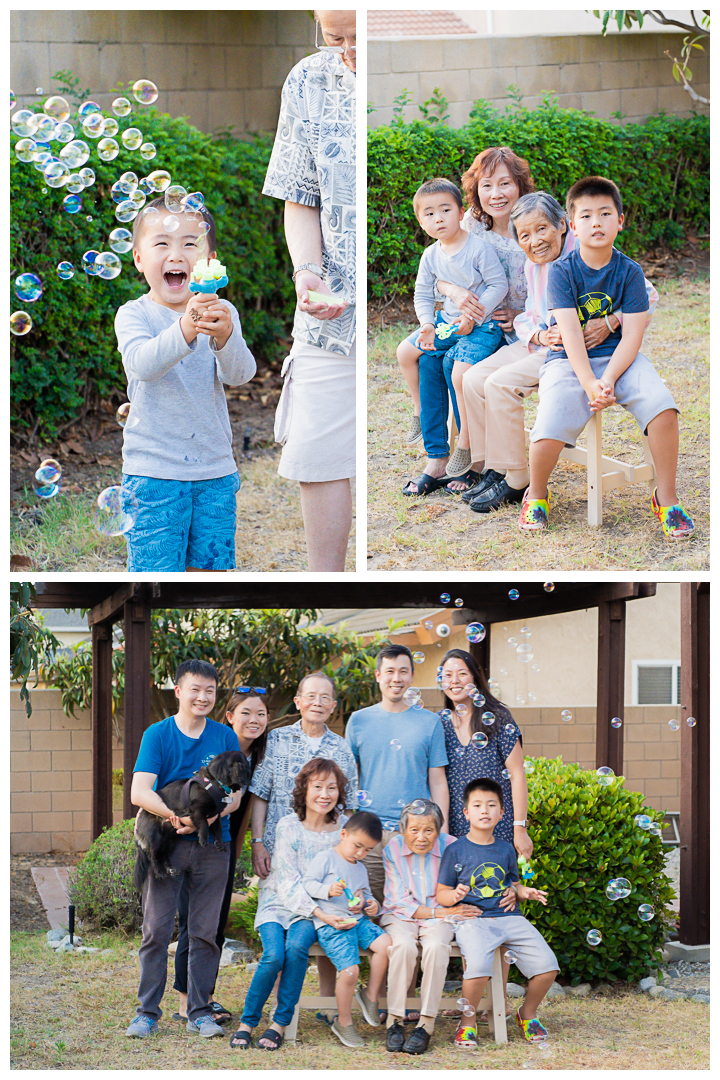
[345,645,449,903]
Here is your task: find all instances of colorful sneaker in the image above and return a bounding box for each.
[516,1008,549,1042]
[651,489,695,539]
[454,1022,478,1050]
[518,488,551,531]
[125,1014,158,1038]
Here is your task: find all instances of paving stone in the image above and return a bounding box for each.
[565,983,590,997]
[639,976,657,991]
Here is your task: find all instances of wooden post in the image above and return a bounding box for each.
[679,583,710,945]
[122,598,152,820]
[91,621,114,840]
[596,599,625,776]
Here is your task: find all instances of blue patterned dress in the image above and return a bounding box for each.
[440,706,522,842]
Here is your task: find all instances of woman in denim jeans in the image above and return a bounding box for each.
[229,757,352,1051]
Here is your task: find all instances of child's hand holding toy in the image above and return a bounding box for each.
[418,322,436,350]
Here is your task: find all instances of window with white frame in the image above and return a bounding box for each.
[632,660,681,705]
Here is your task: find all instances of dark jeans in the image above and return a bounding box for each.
[136,840,229,1023]
[241,919,318,1029]
[173,841,236,997]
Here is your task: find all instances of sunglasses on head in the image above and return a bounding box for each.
[235,686,267,695]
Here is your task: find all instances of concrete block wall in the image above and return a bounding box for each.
[11,9,316,135]
[368,32,710,128]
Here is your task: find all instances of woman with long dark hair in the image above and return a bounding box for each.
[438,649,532,860]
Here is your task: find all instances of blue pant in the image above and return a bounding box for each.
[241,919,318,1029]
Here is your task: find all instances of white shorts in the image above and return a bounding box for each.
[455,914,559,980]
[274,339,356,482]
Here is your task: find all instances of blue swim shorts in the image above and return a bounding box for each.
[316,914,386,970]
[409,312,505,366]
[122,471,241,571]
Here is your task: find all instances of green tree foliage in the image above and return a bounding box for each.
[368,93,709,299]
[66,818,142,932]
[10,582,61,717]
[11,72,296,439]
[522,756,673,984]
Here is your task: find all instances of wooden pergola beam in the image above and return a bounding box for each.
[90,620,114,839]
[596,599,626,776]
[122,597,152,823]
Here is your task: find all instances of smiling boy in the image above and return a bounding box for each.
[114,196,256,571]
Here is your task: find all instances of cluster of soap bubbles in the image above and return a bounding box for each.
[605,877,631,900]
[32,458,62,498]
[456,997,474,1018]
[403,687,422,708]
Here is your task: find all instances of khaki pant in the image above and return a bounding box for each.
[364,829,399,907]
[462,339,546,471]
[381,915,455,1020]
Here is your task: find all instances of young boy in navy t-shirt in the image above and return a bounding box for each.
[520,175,694,539]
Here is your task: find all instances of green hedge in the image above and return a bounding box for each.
[67,819,142,933]
[368,94,710,298]
[11,74,295,438]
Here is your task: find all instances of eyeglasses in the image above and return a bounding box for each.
[235,687,267,695]
[300,694,334,705]
[315,21,356,55]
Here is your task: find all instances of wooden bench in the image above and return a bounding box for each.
[284,942,508,1044]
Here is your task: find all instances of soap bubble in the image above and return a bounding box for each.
[14,138,35,162]
[649,822,663,836]
[456,704,467,716]
[528,692,537,702]
[15,273,43,303]
[56,261,74,279]
[457,997,469,1009]
[439,709,452,722]
[81,250,101,276]
[531,664,541,673]
[60,139,90,168]
[34,114,58,140]
[634,814,652,830]
[12,109,38,137]
[82,112,105,138]
[520,626,531,637]
[147,168,171,192]
[637,904,655,922]
[10,311,33,336]
[412,651,425,664]
[471,731,488,750]
[668,719,679,731]
[120,171,139,188]
[440,592,450,604]
[453,864,463,874]
[586,929,602,947]
[437,623,450,638]
[78,100,101,119]
[424,620,434,630]
[509,589,519,600]
[543,582,555,592]
[128,188,146,209]
[198,220,211,237]
[686,716,696,727]
[133,79,159,104]
[32,149,52,172]
[357,790,372,808]
[86,215,93,222]
[471,693,485,707]
[94,485,139,536]
[560,710,572,722]
[504,949,517,964]
[95,251,122,280]
[611,717,622,728]
[184,191,205,213]
[54,121,75,145]
[463,684,476,695]
[504,723,515,734]
[390,739,402,751]
[499,668,508,676]
[515,696,526,705]
[523,761,535,774]
[501,768,511,780]
[65,172,84,192]
[409,799,426,814]
[465,622,485,643]
[38,458,62,483]
[102,116,119,137]
[98,137,120,161]
[488,677,499,691]
[403,687,421,706]
[481,711,495,726]
[516,644,533,662]
[111,179,134,203]
[62,193,81,213]
[606,877,631,900]
[507,636,517,646]
[116,403,131,427]
[121,128,143,150]
[596,766,614,787]
[454,597,464,608]
[112,96,132,117]
[139,142,157,160]
[10,89,15,110]
[33,470,61,499]
[109,227,133,254]
[165,184,188,213]
[115,200,138,223]
[163,214,180,232]
[79,167,95,186]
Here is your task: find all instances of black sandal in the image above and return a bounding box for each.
[444,468,480,493]
[229,1028,253,1049]
[402,472,451,497]
[257,1027,284,1051]
[209,1001,233,1024]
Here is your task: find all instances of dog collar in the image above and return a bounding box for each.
[180,772,232,817]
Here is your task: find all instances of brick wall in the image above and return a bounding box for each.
[368,31,710,127]
[10,9,316,136]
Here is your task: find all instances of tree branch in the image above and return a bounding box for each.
[645,10,710,36]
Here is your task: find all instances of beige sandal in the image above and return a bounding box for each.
[445,447,472,476]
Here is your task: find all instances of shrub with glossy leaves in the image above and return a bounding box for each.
[520,755,674,985]
[67,818,142,933]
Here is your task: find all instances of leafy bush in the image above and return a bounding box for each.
[11,72,296,438]
[67,818,142,933]
[225,884,260,948]
[368,92,710,298]
[521,756,673,985]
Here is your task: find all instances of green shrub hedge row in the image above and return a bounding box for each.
[11,76,295,438]
[368,94,710,298]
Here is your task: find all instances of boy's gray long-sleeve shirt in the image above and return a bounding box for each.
[115,293,256,480]
[414,233,508,329]
[303,848,373,930]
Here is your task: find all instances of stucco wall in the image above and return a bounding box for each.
[368,31,710,128]
[11,9,316,135]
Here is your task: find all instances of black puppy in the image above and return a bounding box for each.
[133,750,250,891]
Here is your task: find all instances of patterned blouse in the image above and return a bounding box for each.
[248,719,359,854]
[440,706,522,843]
[462,212,528,344]
[255,811,349,930]
[263,50,356,355]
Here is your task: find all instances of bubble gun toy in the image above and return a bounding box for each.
[337,878,363,908]
[189,257,228,294]
[435,320,458,340]
[517,855,536,883]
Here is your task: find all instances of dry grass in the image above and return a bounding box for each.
[367,276,709,570]
[10,930,710,1071]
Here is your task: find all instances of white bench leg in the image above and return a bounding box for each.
[488,946,508,1044]
[586,412,603,526]
[284,1002,301,1044]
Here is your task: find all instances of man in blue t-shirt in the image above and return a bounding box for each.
[520,174,693,539]
[345,644,449,903]
[125,659,241,1040]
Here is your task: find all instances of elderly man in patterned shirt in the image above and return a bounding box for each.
[263,10,356,572]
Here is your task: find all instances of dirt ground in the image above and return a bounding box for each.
[11,852,82,934]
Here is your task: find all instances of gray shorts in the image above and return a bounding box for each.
[530,351,677,446]
[454,914,559,980]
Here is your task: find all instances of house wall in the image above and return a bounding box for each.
[10,9,316,135]
[368,31,710,128]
